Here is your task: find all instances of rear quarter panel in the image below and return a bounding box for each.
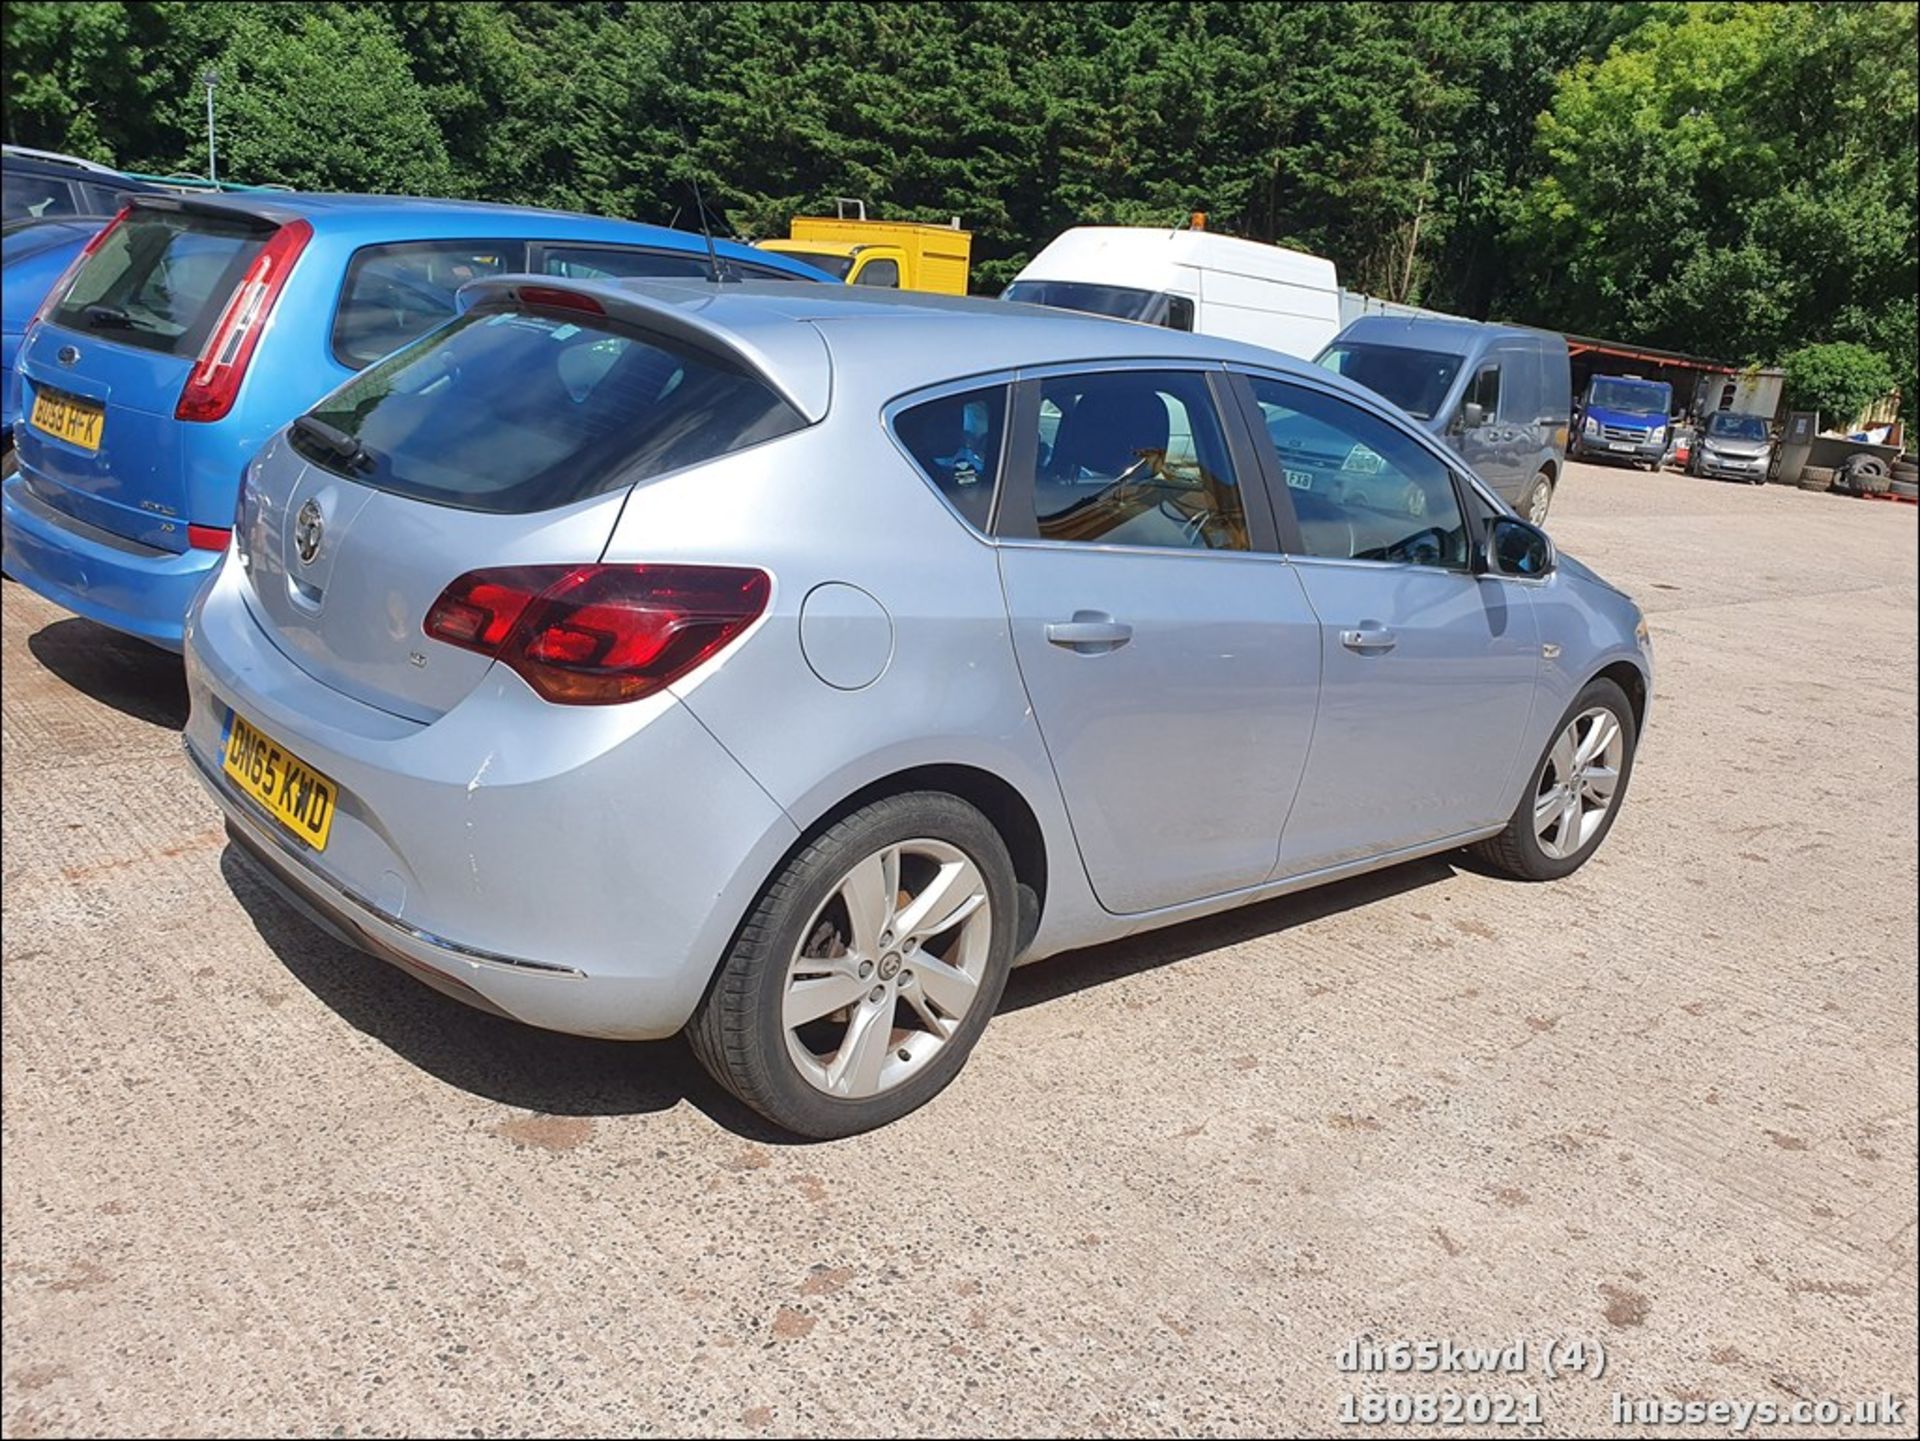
[598,396,1102,962]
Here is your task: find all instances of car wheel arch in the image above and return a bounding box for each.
[754,762,1050,959]
[1592,657,1648,731]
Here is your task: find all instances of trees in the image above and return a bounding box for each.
[1513,2,1916,419]
[1781,343,1898,431]
[1,0,1913,418]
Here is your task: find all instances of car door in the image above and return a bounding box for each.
[1451,359,1519,501]
[1237,369,1541,875]
[995,364,1322,915]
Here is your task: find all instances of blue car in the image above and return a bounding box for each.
[3,192,824,648]
[4,217,114,460]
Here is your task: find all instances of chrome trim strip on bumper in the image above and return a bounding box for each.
[185,736,586,979]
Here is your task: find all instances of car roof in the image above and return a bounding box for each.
[1337,313,1560,353]
[458,276,1367,422]
[131,189,678,235]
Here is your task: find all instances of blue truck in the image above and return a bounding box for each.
[1570,374,1672,470]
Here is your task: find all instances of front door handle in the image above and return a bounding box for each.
[1046,613,1133,651]
[1340,625,1397,654]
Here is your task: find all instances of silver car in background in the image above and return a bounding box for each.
[182,280,1652,1137]
[1688,410,1775,483]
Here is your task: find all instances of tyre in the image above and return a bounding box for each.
[1472,676,1638,882]
[1892,479,1918,500]
[1891,461,1917,483]
[687,791,1017,1138]
[1802,465,1835,487]
[1522,471,1553,527]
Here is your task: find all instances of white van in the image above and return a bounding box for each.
[1003,226,1342,359]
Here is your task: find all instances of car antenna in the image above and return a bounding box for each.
[688,174,730,285]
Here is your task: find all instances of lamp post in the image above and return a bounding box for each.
[201,68,219,184]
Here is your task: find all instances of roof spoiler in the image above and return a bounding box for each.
[456,275,831,423]
[124,192,303,232]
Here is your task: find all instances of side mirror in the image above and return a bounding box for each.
[1460,402,1487,430]
[1485,515,1556,578]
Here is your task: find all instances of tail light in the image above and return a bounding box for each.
[175,219,314,423]
[187,524,231,551]
[29,206,130,331]
[423,564,770,705]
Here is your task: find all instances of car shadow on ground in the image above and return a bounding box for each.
[25,615,188,730]
[222,842,1459,1144]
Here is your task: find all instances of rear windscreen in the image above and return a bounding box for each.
[50,208,268,357]
[294,306,809,514]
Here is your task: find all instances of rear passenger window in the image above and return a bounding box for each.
[893,385,1007,531]
[1250,376,1468,569]
[332,241,520,368]
[1022,370,1250,551]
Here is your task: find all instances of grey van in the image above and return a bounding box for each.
[1316,316,1571,526]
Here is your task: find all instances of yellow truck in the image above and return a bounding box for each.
[757,200,971,294]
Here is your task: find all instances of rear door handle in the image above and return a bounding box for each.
[1046,614,1133,651]
[1340,625,1397,653]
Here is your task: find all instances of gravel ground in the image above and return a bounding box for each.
[3,461,1915,1437]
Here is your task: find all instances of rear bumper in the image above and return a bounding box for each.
[181,558,801,1040]
[2,472,212,648]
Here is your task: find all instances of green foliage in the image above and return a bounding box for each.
[2,0,1914,416]
[1780,342,1897,430]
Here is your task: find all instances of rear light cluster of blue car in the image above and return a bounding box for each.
[422,563,770,705]
[174,220,314,424]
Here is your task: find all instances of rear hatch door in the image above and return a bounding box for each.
[238,287,816,720]
[17,202,279,548]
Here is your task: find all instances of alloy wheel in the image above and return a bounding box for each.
[1528,481,1552,527]
[783,839,993,1099]
[1533,706,1623,860]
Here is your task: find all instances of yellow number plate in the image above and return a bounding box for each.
[222,712,339,851]
[30,389,106,452]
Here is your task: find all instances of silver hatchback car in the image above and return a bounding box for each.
[182,279,1651,1137]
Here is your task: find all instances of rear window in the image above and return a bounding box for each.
[331,240,521,368]
[50,208,267,356]
[294,305,808,514]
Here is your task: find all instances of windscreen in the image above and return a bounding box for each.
[783,251,856,281]
[1705,412,1767,441]
[1315,342,1465,421]
[1588,377,1670,414]
[1002,279,1164,323]
[292,306,808,514]
[50,207,269,357]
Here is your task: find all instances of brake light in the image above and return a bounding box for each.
[513,285,604,316]
[187,524,231,551]
[423,564,770,705]
[30,207,129,330]
[175,219,314,423]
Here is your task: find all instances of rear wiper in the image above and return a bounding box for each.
[84,304,136,330]
[291,414,376,474]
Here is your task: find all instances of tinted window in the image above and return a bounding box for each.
[853,256,900,288]
[1024,370,1250,551]
[51,208,267,357]
[1164,295,1195,331]
[3,173,78,220]
[1251,376,1468,569]
[893,385,1007,530]
[332,241,519,368]
[296,307,807,515]
[1315,342,1463,420]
